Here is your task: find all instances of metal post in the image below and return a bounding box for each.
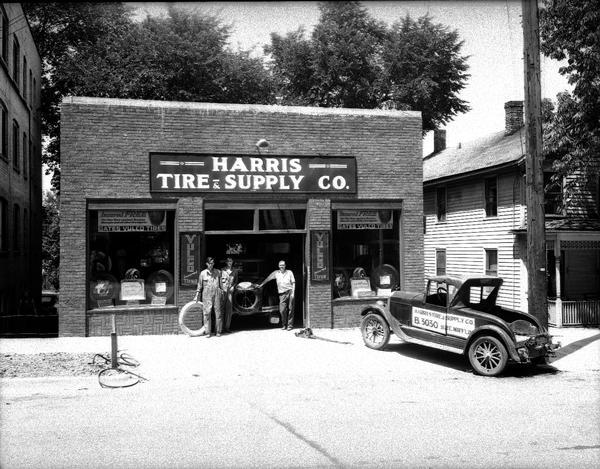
[111,314,118,369]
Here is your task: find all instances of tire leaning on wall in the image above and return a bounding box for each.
[178,301,206,336]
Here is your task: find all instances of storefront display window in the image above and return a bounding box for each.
[332,209,401,299]
[88,209,175,308]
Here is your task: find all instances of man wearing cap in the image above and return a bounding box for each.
[194,256,222,337]
[259,260,295,330]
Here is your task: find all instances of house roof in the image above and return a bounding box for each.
[512,218,600,233]
[423,129,526,184]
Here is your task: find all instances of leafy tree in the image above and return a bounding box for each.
[540,0,600,210]
[24,3,275,191]
[42,190,60,290]
[266,1,470,132]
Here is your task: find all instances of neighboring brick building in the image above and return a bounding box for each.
[59,97,423,336]
[0,4,42,329]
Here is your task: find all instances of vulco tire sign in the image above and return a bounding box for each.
[149,153,356,193]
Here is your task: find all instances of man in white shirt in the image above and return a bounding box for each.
[259,260,295,330]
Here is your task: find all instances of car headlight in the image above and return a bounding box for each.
[510,319,539,336]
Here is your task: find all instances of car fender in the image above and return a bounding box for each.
[466,325,520,361]
[360,301,387,318]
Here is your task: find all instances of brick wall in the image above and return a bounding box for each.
[59,98,423,336]
[307,199,332,328]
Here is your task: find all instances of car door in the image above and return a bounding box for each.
[405,279,449,343]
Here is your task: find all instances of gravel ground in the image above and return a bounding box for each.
[0,353,106,378]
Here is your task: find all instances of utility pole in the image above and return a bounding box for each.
[522,0,548,328]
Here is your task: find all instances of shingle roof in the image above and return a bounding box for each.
[423,128,526,183]
[512,218,600,232]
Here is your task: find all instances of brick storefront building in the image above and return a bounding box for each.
[59,97,423,336]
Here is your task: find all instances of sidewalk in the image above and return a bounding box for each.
[1,326,599,381]
[1,326,598,354]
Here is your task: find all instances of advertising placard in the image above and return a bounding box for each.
[310,230,330,282]
[120,280,146,301]
[98,210,166,232]
[412,307,446,334]
[337,210,393,230]
[149,153,356,194]
[180,232,203,287]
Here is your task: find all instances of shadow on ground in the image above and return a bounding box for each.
[552,333,600,361]
[383,341,564,378]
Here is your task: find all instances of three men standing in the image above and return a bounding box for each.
[195,257,296,335]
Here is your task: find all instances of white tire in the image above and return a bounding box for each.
[178,301,205,337]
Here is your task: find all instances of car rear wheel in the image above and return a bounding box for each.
[468,335,508,376]
[361,313,390,350]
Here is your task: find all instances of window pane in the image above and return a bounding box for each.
[332,209,400,298]
[205,210,254,231]
[436,187,446,221]
[88,210,175,308]
[544,172,563,215]
[485,178,497,217]
[485,249,498,276]
[259,209,305,230]
[436,249,446,276]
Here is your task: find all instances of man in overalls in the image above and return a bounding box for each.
[219,257,238,333]
[194,256,222,337]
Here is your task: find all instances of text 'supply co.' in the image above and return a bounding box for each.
[149,155,357,193]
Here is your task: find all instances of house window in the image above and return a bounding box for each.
[22,56,27,98]
[436,249,446,276]
[0,197,7,252]
[23,208,28,253]
[12,36,19,87]
[544,172,563,215]
[22,132,27,179]
[12,120,19,172]
[0,102,7,160]
[484,177,498,217]
[0,6,7,62]
[485,249,498,276]
[13,204,20,253]
[436,187,447,222]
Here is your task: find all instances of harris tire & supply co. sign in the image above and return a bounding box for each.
[149,154,356,194]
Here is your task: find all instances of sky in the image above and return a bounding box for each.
[43,1,570,192]
[131,1,571,152]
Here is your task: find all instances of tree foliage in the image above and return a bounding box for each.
[266,1,470,132]
[24,3,275,191]
[42,190,60,290]
[540,0,600,209]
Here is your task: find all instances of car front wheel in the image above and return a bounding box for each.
[361,313,390,350]
[468,335,508,376]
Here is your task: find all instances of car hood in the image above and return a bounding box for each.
[391,290,423,303]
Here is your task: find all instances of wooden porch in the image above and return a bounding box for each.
[548,298,600,327]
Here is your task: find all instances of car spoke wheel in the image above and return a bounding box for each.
[468,336,508,376]
[361,313,390,351]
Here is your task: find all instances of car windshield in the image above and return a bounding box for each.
[425,280,458,307]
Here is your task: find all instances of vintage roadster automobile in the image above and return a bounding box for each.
[360,275,560,376]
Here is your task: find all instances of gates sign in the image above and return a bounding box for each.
[150,153,356,194]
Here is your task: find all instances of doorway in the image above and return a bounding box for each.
[205,233,305,329]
